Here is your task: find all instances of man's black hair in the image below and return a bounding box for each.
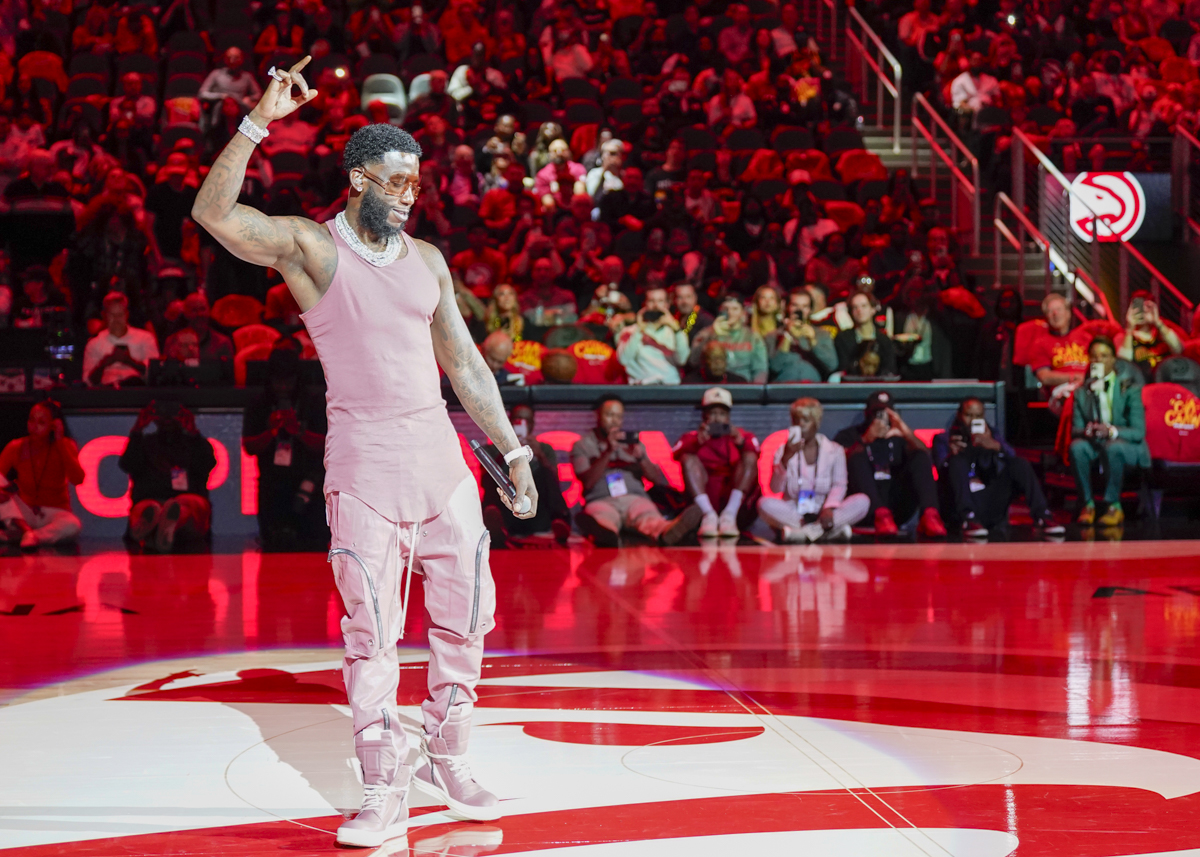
[342,124,423,172]
[593,394,624,411]
[1089,335,1117,355]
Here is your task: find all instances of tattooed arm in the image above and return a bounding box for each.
[190,57,336,311]
[423,240,539,518]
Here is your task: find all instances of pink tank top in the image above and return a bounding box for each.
[301,225,470,524]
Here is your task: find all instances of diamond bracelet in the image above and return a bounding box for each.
[237,115,270,145]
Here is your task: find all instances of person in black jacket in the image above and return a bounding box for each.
[242,346,329,550]
[832,391,947,538]
[834,291,897,376]
[119,399,216,552]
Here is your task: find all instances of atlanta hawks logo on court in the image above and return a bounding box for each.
[1069,171,1146,243]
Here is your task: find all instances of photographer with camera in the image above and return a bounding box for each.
[242,346,328,551]
[0,401,84,549]
[758,397,870,543]
[1068,336,1150,527]
[834,391,946,538]
[616,286,689,385]
[768,288,838,382]
[572,396,701,547]
[673,387,761,539]
[933,397,1062,538]
[119,399,216,552]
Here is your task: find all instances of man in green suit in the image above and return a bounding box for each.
[1069,336,1150,527]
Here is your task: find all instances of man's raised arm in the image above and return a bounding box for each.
[191,57,333,310]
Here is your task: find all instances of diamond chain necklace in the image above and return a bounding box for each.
[334,211,402,267]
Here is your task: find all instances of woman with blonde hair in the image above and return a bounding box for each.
[485,283,525,342]
[750,285,783,352]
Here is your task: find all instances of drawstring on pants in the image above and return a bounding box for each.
[398,523,420,640]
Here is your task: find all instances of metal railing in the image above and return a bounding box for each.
[809,0,838,61]
[993,192,1111,320]
[912,93,980,254]
[1012,129,1194,331]
[1119,242,1195,335]
[1174,127,1200,243]
[844,7,902,153]
[993,192,1050,300]
[1011,128,1106,289]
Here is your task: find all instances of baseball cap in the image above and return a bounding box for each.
[160,152,189,178]
[701,387,733,410]
[864,390,893,418]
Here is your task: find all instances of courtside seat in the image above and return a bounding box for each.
[1141,382,1200,515]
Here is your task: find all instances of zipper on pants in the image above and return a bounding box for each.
[470,532,488,634]
[329,548,384,650]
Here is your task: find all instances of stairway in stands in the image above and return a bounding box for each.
[809,16,1046,296]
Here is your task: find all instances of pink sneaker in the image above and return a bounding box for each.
[337,727,411,848]
[413,707,501,821]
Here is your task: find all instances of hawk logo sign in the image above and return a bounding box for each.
[1069,171,1146,243]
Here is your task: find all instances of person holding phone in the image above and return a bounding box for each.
[833,391,946,538]
[673,387,761,539]
[768,288,838,382]
[758,398,870,542]
[1117,291,1183,382]
[616,287,689,385]
[933,397,1062,537]
[82,292,159,387]
[572,396,702,547]
[687,296,769,383]
[1069,336,1150,527]
[0,401,84,549]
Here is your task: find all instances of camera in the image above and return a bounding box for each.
[619,430,639,444]
[708,422,731,438]
[642,310,664,323]
[970,418,986,435]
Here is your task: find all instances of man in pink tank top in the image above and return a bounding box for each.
[192,58,538,849]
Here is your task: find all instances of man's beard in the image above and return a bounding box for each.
[358,186,404,239]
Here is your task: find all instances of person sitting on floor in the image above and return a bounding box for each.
[757,397,870,543]
[572,396,702,547]
[833,391,947,538]
[119,399,216,552]
[672,387,761,539]
[0,401,84,549]
[933,397,1064,538]
[1069,336,1150,528]
[482,403,572,548]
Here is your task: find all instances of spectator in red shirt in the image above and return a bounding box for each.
[452,224,508,298]
[1027,292,1094,393]
[673,387,761,539]
[534,139,586,199]
[0,401,84,549]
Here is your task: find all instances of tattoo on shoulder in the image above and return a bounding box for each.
[286,217,338,285]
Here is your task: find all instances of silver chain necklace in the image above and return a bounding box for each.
[334,212,402,267]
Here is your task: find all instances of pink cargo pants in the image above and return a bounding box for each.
[327,477,496,746]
